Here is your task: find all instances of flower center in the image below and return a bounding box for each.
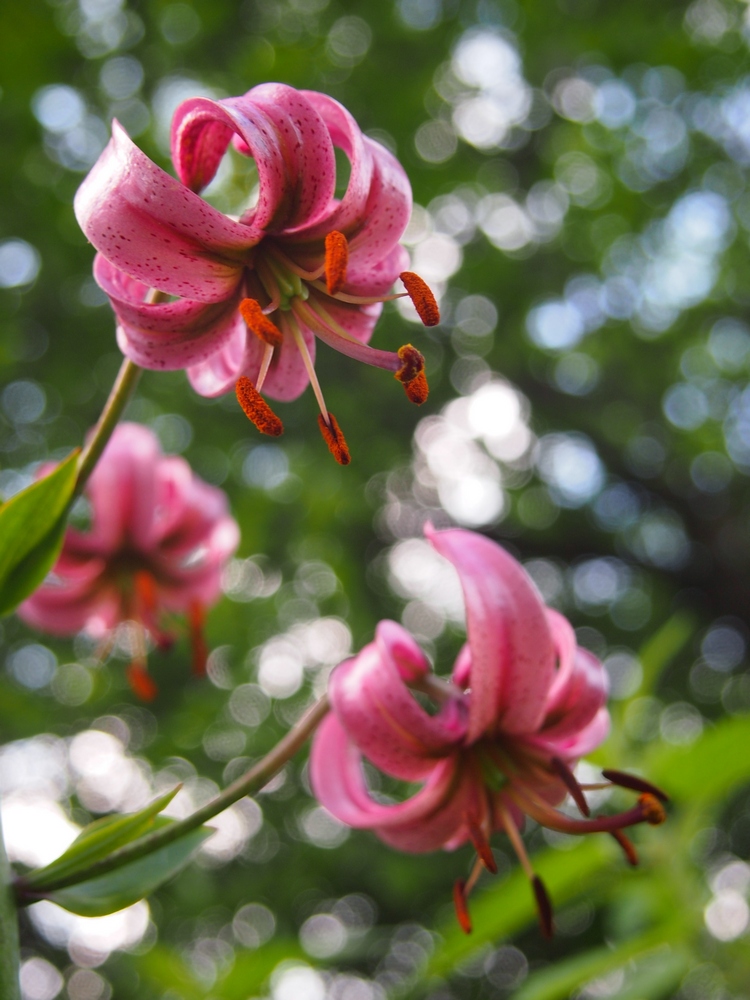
[234,230,440,465]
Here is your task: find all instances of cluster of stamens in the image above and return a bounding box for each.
[453,759,668,938]
[234,230,440,465]
[96,570,208,701]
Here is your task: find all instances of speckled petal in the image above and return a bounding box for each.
[75,122,256,302]
[425,524,556,742]
[310,713,469,852]
[328,625,467,782]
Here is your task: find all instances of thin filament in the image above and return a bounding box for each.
[286,312,330,423]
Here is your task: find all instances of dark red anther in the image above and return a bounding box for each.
[602,769,669,803]
[532,875,554,939]
[550,756,590,817]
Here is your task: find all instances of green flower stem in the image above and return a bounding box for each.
[0,803,21,1000]
[74,357,142,499]
[22,693,330,898]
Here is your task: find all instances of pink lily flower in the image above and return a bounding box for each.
[74,84,439,465]
[18,423,239,700]
[310,525,667,936]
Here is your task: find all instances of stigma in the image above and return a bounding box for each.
[234,231,440,464]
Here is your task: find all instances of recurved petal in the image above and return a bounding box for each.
[535,706,610,762]
[290,90,374,240]
[87,423,162,552]
[310,714,468,852]
[425,525,556,743]
[342,242,410,298]
[186,316,263,397]
[95,256,242,371]
[374,619,431,683]
[75,122,255,301]
[328,632,467,782]
[18,573,120,637]
[345,137,412,271]
[536,643,610,745]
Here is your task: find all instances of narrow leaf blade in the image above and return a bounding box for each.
[0,450,79,616]
[27,788,180,889]
[48,821,212,917]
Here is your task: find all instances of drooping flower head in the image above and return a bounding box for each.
[310,525,667,936]
[74,84,439,465]
[18,423,239,700]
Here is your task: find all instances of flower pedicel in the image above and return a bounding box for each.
[310,525,667,936]
[74,84,439,465]
[18,423,239,700]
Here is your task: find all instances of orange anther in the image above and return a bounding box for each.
[318,412,351,465]
[399,271,440,326]
[394,344,429,405]
[453,879,472,934]
[639,793,667,826]
[134,570,158,614]
[236,377,284,436]
[239,298,283,348]
[126,662,158,702]
[325,231,349,295]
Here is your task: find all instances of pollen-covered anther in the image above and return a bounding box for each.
[399,271,440,326]
[318,412,351,465]
[395,344,429,405]
[239,298,283,348]
[235,377,284,437]
[453,879,472,934]
[639,793,667,826]
[325,231,349,295]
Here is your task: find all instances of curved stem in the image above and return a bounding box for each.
[74,357,142,499]
[21,694,330,898]
[0,803,20,1000]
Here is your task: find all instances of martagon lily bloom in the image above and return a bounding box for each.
[310,525,667,937]
[74,83,439,465]
[18,423,239,701]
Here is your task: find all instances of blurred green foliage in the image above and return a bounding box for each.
[2,0,750,998]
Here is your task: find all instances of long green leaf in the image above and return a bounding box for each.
[26,788,180,889]
[0,450,79,616]
[48,819,211,917]
[646,713,750,806]
[637,611,696,697]
[513,930,684,1000]
[426,839,613,980]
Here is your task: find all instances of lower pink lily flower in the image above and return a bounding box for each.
[18,423,239,700]
[74,84,439,465]
[310,525,667,936]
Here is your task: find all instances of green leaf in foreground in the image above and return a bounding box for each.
[26,787,180,890]
[513,931,686,1000]
[48,818,212,917]
[0,449,79,616]
[647,713,750,806]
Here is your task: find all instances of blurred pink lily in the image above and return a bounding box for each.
[18,423,239,700]
[74,84,438,465]
[310,525,667,936]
